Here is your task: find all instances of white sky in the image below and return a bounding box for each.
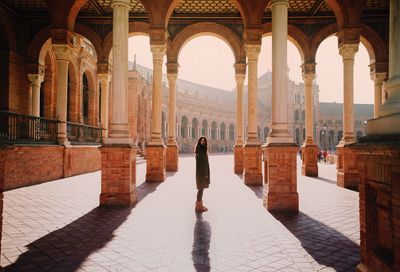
[128,35,374,104]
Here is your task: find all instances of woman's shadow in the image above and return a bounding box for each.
[192,213,212,272]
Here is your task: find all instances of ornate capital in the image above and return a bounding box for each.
[243,28,262,45]
[167,73,178,82]
[111,0,131,8]
[245,44,261,62]
[166,62,179,75]
[339,44,359,61]
[234,62,247,75]
[53,44,73,62]
[28,73,44,85]
[301,62,316,83]
[98,62,111,74]
[98,74,111,86]
[371,72,387,83]
[150,44,166,63]
[149,28,167,46]
[302,73,315,84]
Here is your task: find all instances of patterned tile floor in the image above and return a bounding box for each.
[1,154,359,272]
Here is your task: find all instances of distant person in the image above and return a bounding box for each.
[194,136,210,213]
[323,150,328,163]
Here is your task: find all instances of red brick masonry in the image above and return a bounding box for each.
[0,145,100,191]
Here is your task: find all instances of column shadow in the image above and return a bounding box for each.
[4,181,162,272]
[192,213,212,272]
[271,211,360,272]
[246,185,263,199]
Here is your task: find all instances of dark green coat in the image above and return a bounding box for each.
[195,146,210,190]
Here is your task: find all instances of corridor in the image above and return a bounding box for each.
[1,155,359,272]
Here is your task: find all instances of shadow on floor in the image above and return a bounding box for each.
[4,182,162,272]
[312,176,337,185]
[192,213,212,272]
[272,211,360,272]
[246,184,263,199]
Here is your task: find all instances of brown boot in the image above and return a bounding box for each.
[195,201,208,212]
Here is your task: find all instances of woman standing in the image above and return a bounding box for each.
[194,136,210,213]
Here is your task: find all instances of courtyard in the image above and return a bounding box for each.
[2,154,359,272]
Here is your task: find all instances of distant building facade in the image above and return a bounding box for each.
[129,63,373,154]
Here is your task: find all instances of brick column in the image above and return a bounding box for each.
[234,63,246,174]
[166,62,179,171]
[243,45,262,185]
[264,0,298,212]
[100,0,136,207]
[301,63,318,177]
[28,73,44,116]
[146,44,166,182]
[336,43,359,189]
[53,44,72,146]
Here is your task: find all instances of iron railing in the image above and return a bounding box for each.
[67,122,102,144]
[0,110,59,144]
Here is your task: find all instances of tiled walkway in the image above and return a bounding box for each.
[1,155,359,272]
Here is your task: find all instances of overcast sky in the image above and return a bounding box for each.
[128,35,373,104]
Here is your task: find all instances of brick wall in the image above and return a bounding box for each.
[2,146,101,191]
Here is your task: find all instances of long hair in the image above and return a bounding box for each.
[194,136,208,153]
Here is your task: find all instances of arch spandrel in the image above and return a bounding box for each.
[74,24,103,63]
[167,22,245,64]
[0,6,16,51]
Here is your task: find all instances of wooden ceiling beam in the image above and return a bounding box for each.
[309,0,325,16]
[89,0,105,15]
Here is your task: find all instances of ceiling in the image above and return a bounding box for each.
[1,0,389,17]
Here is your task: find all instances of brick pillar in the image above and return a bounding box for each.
[336,145,359,190]
[264,144,299,212]
[100,146,137,206]
[352,137,400,272]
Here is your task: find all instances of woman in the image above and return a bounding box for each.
[194,136,210,213]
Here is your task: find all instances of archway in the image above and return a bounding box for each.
[211,121,217,140]
[192,118,199,139]
[229,124,235,141]
[220,122,226,141]
[201,120,208,137]
[181,116,189,138]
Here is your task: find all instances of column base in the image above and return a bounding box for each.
[336,144,359,190]
[264,144,299,212]
[146,145,166,182]
[100,144,137,206]
[166,144,179,172]
[350,137,400,272]
[243,144,262,185]
[301,143,318,177]
[234,145,244,174]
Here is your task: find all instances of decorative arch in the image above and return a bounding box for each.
[75,24,103,62]
[67,0,89,31]
[27,26,53,66]
[168,22,245,63]
[359,24,388,67]
[310,23,338,62]
[220,122,226,140]
[229,124,235,141]
[67,58,79,122]
[261,23,311,63]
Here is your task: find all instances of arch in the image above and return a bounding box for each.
[261,23,311,63]
[359,24,388,66]
[181,115,189,138]
[211,121,218,140]
[82,69,96,125]
[67,59,79,122]
[301,110,305,122]
[75,23,103,62]
[310,23,338,61]
[201,119,208,136]
[103,21,151,63]
[192,117,199,139]
[328,130,335,149]
[220,122,226,141]
[230,0,270,29]
[168,22,244,63]
[295,110,300,121]
[67,0,89,31]
[41,50,57,118]
[27,26,52,65]
[229,124,235,141]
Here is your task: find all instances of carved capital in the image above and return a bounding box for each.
[28,73,44,85]
[151,44,166,62]
[166,62,179,75]
[98,74,111,86]
[301,62,316,83]
[243,28,262,45]
[339,44,359,61]
[245,44,261,62]
[371,72,387,83]
[234,62,247,75]
[53,44,73,61]
[149,28,167,46]
[167,73,178,82]
[302,73,315,84]
[98,62,111,74]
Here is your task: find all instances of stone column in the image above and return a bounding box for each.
[166,63,179,171]
[336,43,359,190]
[146,44,166,181]
[234,63,246,174]
[53,44,72,146]
[100,0,137,207]
[98,74,110,141]
[264,0,298,212]
[28,73,44,117]
[243,45,262,185]
[301,63,318,177]
[371,72,387,118]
